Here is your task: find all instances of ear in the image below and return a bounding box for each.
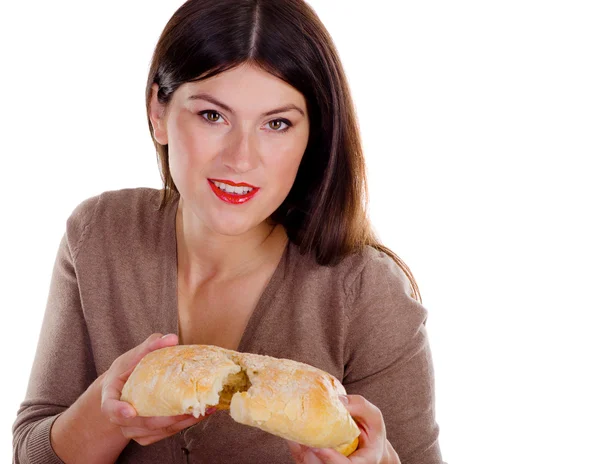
[149,83,169,145]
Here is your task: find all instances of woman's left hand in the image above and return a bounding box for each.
[286,394,400,464]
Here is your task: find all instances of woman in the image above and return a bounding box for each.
[13,1,444,463]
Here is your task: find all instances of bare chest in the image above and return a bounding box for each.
[177,273,270,351]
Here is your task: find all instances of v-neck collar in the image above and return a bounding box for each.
[236,241,289,353]
[163,191,290,353]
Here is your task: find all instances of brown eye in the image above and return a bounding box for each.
[268,119,290,131]
[206,111,221,122]
[199,110,223,123]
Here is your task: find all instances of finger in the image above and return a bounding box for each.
[111,411,209,430]
[132,435,164,447]
[102,333,179,415]
[135,414,205,431]
[345,447,382,464]
[116,333,179,383]
[286,440,322,464]
[101,395,138,424]
[339,395,385,448]
[309,447,350,464]
[121,415,203,440]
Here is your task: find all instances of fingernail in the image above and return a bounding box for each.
[338,394,349,405]
[122,408,135,418]
[287,441,303,455]
[161,333,175,339]
[205,406,218,415]
[310,447,323,454]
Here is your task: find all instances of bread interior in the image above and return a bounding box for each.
[216,367,252,409]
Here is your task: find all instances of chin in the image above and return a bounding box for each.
[206,200,279,238]
[208,214,263,237]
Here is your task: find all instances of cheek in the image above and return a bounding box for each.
[168,117,219,173]
[265,139,306,192]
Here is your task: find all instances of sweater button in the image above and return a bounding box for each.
[181,447,190,463]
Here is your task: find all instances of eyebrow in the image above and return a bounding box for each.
[188,93,305,118]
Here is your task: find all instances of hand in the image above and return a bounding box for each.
[286,394,400,464]
[99,332,216,446]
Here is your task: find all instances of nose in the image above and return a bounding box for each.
[221,128,259,174]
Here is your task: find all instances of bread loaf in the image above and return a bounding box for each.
[121,345,360,455]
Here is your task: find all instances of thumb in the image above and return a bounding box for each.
[118,333,179,381]
[102,333,180,419]
[141,332,179,355]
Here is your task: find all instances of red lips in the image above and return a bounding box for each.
[209,179,258,188]
[208,179,260,205]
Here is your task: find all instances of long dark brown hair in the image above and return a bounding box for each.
[145,0,422,302]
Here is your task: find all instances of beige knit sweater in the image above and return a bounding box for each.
[13,188,443,464]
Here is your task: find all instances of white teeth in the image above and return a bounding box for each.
[213,181,254,195]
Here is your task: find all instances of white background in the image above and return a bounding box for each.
[1,1,599,462]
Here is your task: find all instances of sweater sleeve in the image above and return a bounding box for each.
[343,250,445,464]
[13,197,99,464]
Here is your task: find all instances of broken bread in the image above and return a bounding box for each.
[120,345,360,456]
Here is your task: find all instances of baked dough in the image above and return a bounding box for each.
[121,345,360,455]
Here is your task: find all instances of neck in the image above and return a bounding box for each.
[175,197,287,287]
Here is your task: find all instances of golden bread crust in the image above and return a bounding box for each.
[121,345,360,453]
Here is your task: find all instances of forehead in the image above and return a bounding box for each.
[179,64,306,110]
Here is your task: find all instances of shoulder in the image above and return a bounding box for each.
[65,187,166,259]
[70,187,162,221]
[336,246,427,326]
[289,245,419,314]
[338,248,430,382]
[67,187,163,232]
[341,247,414,302]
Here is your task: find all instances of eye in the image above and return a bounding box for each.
[199,111,291,132]
[199,110,224,123]
[267,119,291,132]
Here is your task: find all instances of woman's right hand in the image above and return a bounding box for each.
[99,332,216,446]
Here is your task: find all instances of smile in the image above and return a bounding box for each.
[208,179,260,205]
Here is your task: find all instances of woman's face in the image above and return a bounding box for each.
[149,63,310,236]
